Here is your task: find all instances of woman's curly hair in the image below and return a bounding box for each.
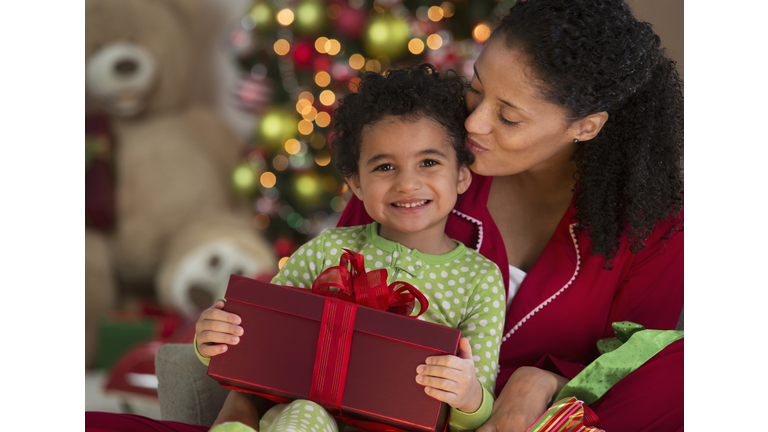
[332,63,474,179]
[495,0,684,266]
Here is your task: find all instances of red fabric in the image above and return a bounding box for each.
[338,171,684,430]
[85,412,207,432]
[590,339,684,431]
[311,297,358,413]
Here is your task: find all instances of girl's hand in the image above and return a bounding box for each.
[195,300,244,359]
[415,337,483,413]
[476,366,569,432]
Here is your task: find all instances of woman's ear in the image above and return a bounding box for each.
[456,165,472,195]
[574,111,609,142]
[346,175,364,202]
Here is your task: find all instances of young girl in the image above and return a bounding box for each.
[195,64,505,432]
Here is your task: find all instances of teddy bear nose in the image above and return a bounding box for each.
[114,59,139,75]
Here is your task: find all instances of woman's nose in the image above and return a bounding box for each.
[465,103,493,135]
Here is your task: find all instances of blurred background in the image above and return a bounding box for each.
[84,0,683,419]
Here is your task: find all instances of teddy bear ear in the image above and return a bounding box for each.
[163,0,200,21]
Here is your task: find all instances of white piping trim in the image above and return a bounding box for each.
[451,209,483,252]
[501,223,580,344]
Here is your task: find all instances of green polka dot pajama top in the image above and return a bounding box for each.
[200,222,505,432]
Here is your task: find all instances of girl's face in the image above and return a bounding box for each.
[464,37,581,177]
[346,115,471,245]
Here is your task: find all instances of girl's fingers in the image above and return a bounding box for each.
[199,330,241,346]
[415,374,459,393]
[199,343,228,358]
[423,386,457,406]
[425,354,463,368]
[417,364,463,382]
[202,307,241,325]
[204,319,243,337]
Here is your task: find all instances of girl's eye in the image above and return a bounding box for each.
[421,159,440,167]
[374,163,394,172]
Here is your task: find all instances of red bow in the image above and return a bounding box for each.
[311,249,429,318]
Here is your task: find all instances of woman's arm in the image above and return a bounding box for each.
[478,367,569,432]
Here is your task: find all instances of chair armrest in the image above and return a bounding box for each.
[155,343,229,426]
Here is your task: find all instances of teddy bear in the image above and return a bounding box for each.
[85,0,277,369]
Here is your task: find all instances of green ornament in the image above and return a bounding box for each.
[294,0,326,35]
[258,107,298,149]
[231,161,260,197]
[249,2,276,32]
[364,14,411,60]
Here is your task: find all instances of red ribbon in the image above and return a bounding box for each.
[311,249,429,318]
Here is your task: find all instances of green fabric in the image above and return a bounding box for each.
[209,421,257,432]
[448,385,495,432]
[555,322,684,405]
[193,334,210,366]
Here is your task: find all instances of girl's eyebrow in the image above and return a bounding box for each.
[365,148,449,166]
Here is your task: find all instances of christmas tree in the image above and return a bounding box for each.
[226,0,514,267]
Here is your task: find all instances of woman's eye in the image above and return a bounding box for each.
[498,114,519,127]
[374,163,394,172]
[421,159,439,167]
[466,83,481,95]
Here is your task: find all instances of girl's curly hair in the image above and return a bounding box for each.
[495,0,684,265]
[332,63,474,179]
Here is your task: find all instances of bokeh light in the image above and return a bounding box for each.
[365,59,381,73]
[426,34,443,50]
[254,213,270,229]
[260,172,277,188]
[319,90,336,106]
[274,39,291,55]
[348,54,365,70]
[302,106,318,121]
[408,38,425,55]
[298,119,314,135]
[473,23,491,43]
[273,155,289,171]
[276,9,295,26]
[325,39,341,55]
[441,2,455,18]
[284,138,301,155]
[315,151,331,166]
[315,37,329,53]
[428,6,444,22]
[315,112,331,127]
[315,71,331,87]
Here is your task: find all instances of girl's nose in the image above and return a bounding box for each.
[465,102,493,136]
[394,171,422,193]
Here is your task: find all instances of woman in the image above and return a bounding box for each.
[340,0,684,431]
[86,1,682,431]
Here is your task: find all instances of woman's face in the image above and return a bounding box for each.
[465,36,580,177]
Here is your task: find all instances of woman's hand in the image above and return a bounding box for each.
[477,366,569,432]
[416,338,483,413]
[195,299,244,358]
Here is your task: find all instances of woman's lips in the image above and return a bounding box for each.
[465,137,488,153]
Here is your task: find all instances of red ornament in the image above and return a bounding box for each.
[336,5,367,40]
[293,41,314,68]
[313,55,331,72]
[274,237,294,257]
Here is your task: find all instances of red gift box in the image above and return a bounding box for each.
[207,275,462,432]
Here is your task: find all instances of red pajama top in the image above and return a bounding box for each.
[337,172,684,395]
